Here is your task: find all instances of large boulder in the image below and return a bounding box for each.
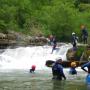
[80,45,90,61]
[66,46,85,61]
[66,48,77,61]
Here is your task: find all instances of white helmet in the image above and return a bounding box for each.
[56,57,62,62]
[72,32,75,35]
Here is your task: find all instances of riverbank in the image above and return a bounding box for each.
[0,32,48,49]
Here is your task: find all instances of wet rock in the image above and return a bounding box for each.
[0,32,48,48]
[66,48,77,61]
[66,46,85,61]
[80,45,90,61]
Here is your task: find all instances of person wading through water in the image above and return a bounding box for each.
[52,57,66,80]
[69,61,77,75]
[81,58,90,84]
[30,65,36,73]
[71,32,78,51]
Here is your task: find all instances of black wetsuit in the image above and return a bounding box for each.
[52,62,66,80]
[82,29,88,44]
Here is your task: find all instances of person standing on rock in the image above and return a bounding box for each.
[81,25,88,44]
[71,32,78,51]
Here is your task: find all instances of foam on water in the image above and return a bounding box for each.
[0,44,72,70]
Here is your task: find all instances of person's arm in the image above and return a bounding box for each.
[81,62,90,73]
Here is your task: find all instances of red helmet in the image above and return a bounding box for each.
[31,65,36,69]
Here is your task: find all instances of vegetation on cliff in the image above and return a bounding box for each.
[0,0,90,42]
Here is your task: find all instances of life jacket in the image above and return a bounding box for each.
[69,67,77,75]
[52,63,63,74]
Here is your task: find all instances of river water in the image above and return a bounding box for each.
[0,44,89,90]
[0,69,87,90]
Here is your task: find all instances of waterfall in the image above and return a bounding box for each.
[0,44,72,70]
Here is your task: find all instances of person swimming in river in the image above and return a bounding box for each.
[30,65,36,73]
[69,62,77,75]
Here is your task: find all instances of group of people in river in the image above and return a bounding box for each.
[30,57,90,85]
[30,24,89,85]
[52,57,76,80]
[52,57,90,85]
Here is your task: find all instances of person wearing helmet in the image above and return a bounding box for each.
[51,36,57,54]
[52,58,66,80]
[30,65,36,73]
[69,61,77,75]
[71,32,78,50]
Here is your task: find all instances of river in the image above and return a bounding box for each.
[0,44,89,90]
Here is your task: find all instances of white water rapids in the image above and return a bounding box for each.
[0,43,72,70]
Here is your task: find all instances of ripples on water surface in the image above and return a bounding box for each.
[0,45,88,90]
[0,70,87,90]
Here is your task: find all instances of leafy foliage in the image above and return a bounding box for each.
[75,46,85,60]
[0,0,90,42]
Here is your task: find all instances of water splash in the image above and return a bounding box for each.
[0,44,72,70]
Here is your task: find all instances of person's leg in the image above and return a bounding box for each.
[57,76,62,80]
[85,37,87,44]
[83,36,86,44]
[52,71,57,79]
[51,45,56,53]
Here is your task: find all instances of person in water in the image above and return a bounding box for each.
[81,61,90,84]
[30,65,36,73]
[52,57,66,80]
[69,61,77,75]
[71,32,78,51]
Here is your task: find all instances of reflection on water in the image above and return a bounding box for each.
[0,70,87,90]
